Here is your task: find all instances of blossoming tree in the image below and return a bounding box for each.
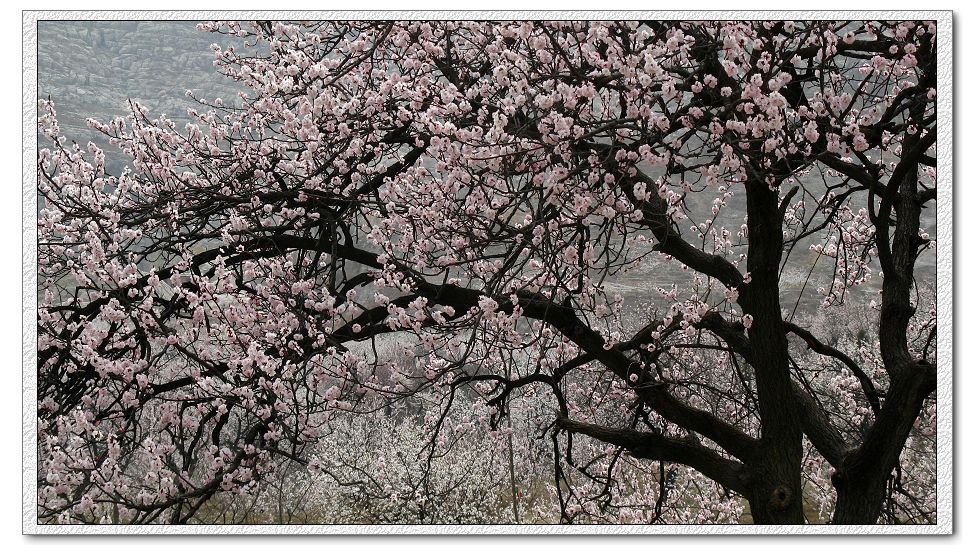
[37,19,938,525]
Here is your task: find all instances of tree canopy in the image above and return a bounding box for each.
[37,20,938,525]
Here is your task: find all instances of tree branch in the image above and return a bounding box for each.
[556,416,748,494]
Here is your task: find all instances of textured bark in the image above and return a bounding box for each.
[738,176,805,524]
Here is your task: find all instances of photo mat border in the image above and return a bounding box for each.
[21,9,954,535]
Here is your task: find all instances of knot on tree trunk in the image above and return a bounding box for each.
[767,485,793,512]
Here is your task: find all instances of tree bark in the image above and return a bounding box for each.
[738,176,806,524]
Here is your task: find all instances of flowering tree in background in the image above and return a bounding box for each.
[37,20,938,525]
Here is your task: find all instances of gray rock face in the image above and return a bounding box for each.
[38,20,244,163]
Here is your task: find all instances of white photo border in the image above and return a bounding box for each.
[21,10,954,535]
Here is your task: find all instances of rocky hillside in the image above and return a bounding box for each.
[38,20,243,156]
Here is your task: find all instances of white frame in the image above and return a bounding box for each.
[21,10,954,535]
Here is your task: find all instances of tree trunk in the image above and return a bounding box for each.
[745,453,806,524]
[832,479,887,525]
[738,176,806,525]
[830,363,935,524]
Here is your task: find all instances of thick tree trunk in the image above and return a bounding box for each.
[737,177,806,525]
[832,480,887,525]
[745,452,806,524]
